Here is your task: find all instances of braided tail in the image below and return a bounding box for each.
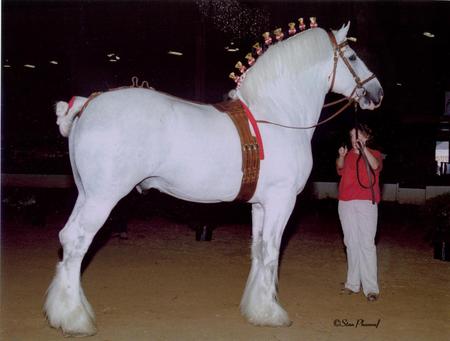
[55,96,87,137]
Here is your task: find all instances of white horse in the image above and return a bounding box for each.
[44,23,382,336]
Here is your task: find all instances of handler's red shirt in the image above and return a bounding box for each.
[337,148,383,203]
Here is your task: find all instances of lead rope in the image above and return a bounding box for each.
[354,103,376,205]
[256,97,355,130]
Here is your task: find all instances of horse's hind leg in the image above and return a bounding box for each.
[44,196,115,337]
[241,193,296,327]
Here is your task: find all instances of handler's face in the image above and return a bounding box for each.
[350,129,368,150]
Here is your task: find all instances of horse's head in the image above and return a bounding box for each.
[329,22,383,110]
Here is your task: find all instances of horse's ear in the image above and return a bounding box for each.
[335,21,351,44]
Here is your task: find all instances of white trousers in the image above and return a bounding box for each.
[338,200,379,296]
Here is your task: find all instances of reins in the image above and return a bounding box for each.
[354,109,377,205]
[256,98,355,130]
[356,146,376,205]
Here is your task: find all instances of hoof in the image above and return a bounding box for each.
[249,317,293,328]
[366,293,379,302]
[45,306,97,338]
[44,269,97,337]
[242,303,292,327]
[62,327,97,338]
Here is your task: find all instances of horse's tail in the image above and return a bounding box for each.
[55,96,88,137]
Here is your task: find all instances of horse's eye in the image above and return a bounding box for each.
[349,54,357,61]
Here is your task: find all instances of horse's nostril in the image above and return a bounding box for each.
[368,91,381,106]
[371,97,380,106]
[368,87,383,106]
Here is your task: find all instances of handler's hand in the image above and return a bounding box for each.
[356,139,366,150]
[338,146,348,157]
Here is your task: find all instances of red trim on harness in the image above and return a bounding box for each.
[68,96,76,110]
[239,100,265,160]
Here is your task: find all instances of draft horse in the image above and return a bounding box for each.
[45,23,383,336]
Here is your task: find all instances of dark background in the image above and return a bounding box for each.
[2,0,450,187]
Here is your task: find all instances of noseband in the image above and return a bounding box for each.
[327,31,376,99]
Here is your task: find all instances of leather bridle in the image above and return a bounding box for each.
[255,31,378,130]
[327,31,376,100]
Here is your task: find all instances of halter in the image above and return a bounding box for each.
[327,31,376,99]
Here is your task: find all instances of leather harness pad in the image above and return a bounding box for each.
[214,100,260,202]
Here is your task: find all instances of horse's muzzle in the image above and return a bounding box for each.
[371,88,384,106]
[360,86,383,109]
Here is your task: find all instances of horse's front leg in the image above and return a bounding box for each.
[241,194,296,327]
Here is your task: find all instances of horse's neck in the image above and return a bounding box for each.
[240,63,330,128]
[238,28,333,129]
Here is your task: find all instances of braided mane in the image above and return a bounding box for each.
[238,28,331,104]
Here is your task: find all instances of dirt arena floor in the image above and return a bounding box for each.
[1,189,449,341]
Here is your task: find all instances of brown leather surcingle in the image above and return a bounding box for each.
[214,100,260,202]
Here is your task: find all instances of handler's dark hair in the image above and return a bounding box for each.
[354,123,373,139]
[352,123,375,148]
